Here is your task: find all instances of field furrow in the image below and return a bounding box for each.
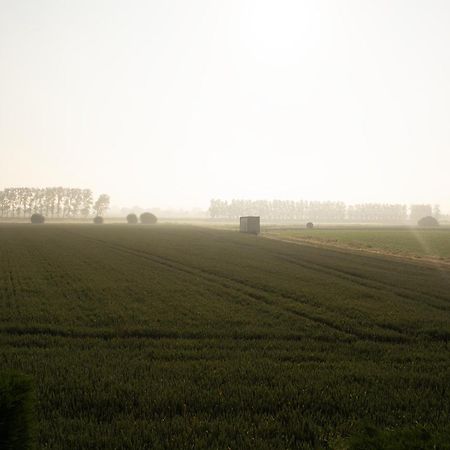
[1,224,450,449]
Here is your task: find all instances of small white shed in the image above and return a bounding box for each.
[240,216,260,235]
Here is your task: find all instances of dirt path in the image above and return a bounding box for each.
[263,233,450,271]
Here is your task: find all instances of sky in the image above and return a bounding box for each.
[1,0,449,211]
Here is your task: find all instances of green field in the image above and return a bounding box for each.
[1,224,450,449]
[265,227,450,262]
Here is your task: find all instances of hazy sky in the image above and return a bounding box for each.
[1,0,449,210]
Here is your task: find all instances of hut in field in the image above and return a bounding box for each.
[240,216,260,235]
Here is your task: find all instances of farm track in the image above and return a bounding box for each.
[265,233,450,269]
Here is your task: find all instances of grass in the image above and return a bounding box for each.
[265,226,450,262]
[0,371,36,449]
[0,224,450,449]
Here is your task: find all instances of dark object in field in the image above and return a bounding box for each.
[30,213,45,224]
[240,216,260,235]
[93,216,104,225]
[126,213,138,224]
[0,371,35,450]
[417,216,439,227]
[140,212,157,225]
[306,222,314,229]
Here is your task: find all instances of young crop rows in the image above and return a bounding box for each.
[0,224,449,449]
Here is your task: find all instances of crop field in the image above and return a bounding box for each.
[265,226,450,263]
[1,224,450,449]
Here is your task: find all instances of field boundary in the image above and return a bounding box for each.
[263,233,450,271]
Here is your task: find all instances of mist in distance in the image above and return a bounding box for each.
[1,0,449,211]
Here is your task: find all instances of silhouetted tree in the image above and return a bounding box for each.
[30,213,45,224]
[410,205,433,223]
[306,222,314,229]
[140,212,157,224]
[209,199,408,223]
[93,194,110,217]
[81,189,93,218]
[347,204,407,223]
[126,213,138,224]
[93,216,104,224]
[0,187,102,219]
[0,191,7,217]
[433,205,441,220]
[418,216,439,227]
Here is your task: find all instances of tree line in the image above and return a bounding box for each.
[209,199,440,223]
[0,188,110,218]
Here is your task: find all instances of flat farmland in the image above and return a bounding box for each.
[265,226,450,263]
[1,224,450,449]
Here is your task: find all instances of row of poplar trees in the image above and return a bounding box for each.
[209,199,439,223]
[0,187,110,218]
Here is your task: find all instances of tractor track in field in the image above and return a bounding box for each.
[100,234,450,341]
[65,230,411,343]
[219,238,450,332]
[251,235,450,310]
[0,323,348,343]
[209,233,450,311]
[268,252,450,313]
[86,240,361,340]
[264,234,450,270]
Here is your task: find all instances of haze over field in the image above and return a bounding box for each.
[1,0,449,210]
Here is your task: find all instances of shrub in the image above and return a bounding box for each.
[0,371,36,450]
[306,222,314,229]
[140,212,157,225]
[126,213,138,224]
[93,216,104,225]
[418,216,439,227]
[30,214,45,224]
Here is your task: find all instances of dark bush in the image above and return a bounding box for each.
[93,216,104,225]
[306,222,314,229]
[30,214,45,224]
[0,371,36,450]
[140,212,157,225]
[418,216,439,227]
[126,213,138,224]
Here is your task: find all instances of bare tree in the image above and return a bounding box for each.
[93,194,110,217]
[81,189,93,218]
[0,187,98,219]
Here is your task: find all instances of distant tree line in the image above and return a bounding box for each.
[209,199,441,223]
[0,188,110,218]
